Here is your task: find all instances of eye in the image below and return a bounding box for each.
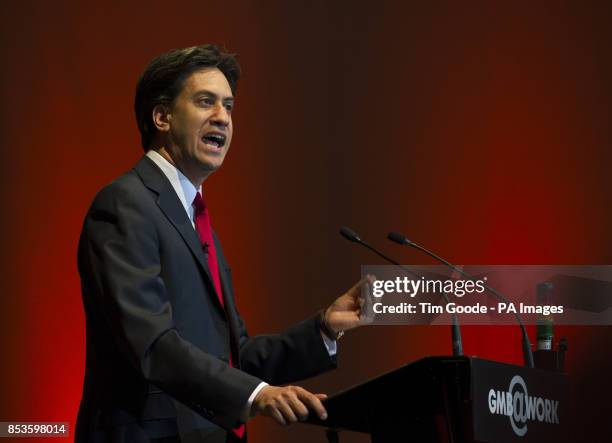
[224,102,234,113]
[197,96,214,107]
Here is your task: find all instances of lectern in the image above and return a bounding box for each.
[306,357,567,443]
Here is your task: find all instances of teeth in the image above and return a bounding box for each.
[202,133,225,147]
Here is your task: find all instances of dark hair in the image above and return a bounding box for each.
[134,44,241,151]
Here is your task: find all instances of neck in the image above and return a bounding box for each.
[153,145,210,188]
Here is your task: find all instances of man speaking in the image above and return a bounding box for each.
[75,44,370,443]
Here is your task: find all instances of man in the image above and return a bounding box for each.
[76,44,370,443]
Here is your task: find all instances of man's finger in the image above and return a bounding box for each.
[295,388,328,420]
[277,398,300,424]
[286,392,310,421]
[349,274,375,297]
[270,408,287,426]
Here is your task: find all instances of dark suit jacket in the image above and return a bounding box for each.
[75,156,336,443]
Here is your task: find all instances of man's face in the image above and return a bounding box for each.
[165,67,234,180]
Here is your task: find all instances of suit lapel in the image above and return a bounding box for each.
[215,235,242,364]
[133,156,225,315]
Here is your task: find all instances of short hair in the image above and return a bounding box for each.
[134,44,241,151]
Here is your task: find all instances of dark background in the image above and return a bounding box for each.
[1,1,611,441]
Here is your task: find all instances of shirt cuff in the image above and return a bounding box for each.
[242,381,269,422]
[321,330,337,356]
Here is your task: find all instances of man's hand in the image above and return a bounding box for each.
[252,385,328,426]
[324,275,374,336]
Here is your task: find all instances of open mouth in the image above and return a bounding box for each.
[201,132,226,149]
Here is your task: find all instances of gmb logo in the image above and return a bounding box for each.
[487,375,560,437]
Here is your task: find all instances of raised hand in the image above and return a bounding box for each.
[324,275,374,337]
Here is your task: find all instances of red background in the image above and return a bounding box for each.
[1,1,611,441]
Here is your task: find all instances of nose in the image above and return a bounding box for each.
[211,102,230,128]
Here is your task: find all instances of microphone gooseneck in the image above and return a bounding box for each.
[339,226,463,357]
[387,231,534,368]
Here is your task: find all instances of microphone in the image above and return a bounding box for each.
[340,226,408,269]
[387,231,535,368]
[339,226,463,357]
[339,226,362,243]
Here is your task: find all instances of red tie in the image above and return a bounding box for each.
[192,192,245,439]
[192,192,224,306]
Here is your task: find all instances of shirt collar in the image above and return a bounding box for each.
[145,150,201,215]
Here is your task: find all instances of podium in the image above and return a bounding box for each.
[306,357,567,443]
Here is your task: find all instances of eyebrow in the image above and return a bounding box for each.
[192,89,234,103]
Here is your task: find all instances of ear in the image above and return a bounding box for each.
[152,104,171,132]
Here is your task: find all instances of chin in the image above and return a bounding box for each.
[199,158,225,173]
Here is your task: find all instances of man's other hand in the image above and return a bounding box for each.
[324,275,374,336]
[252,385,328,426]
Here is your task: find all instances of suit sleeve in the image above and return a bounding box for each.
[78,183,261,430]
[237,314,338,386]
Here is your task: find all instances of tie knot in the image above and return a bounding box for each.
[192,192,206,214]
